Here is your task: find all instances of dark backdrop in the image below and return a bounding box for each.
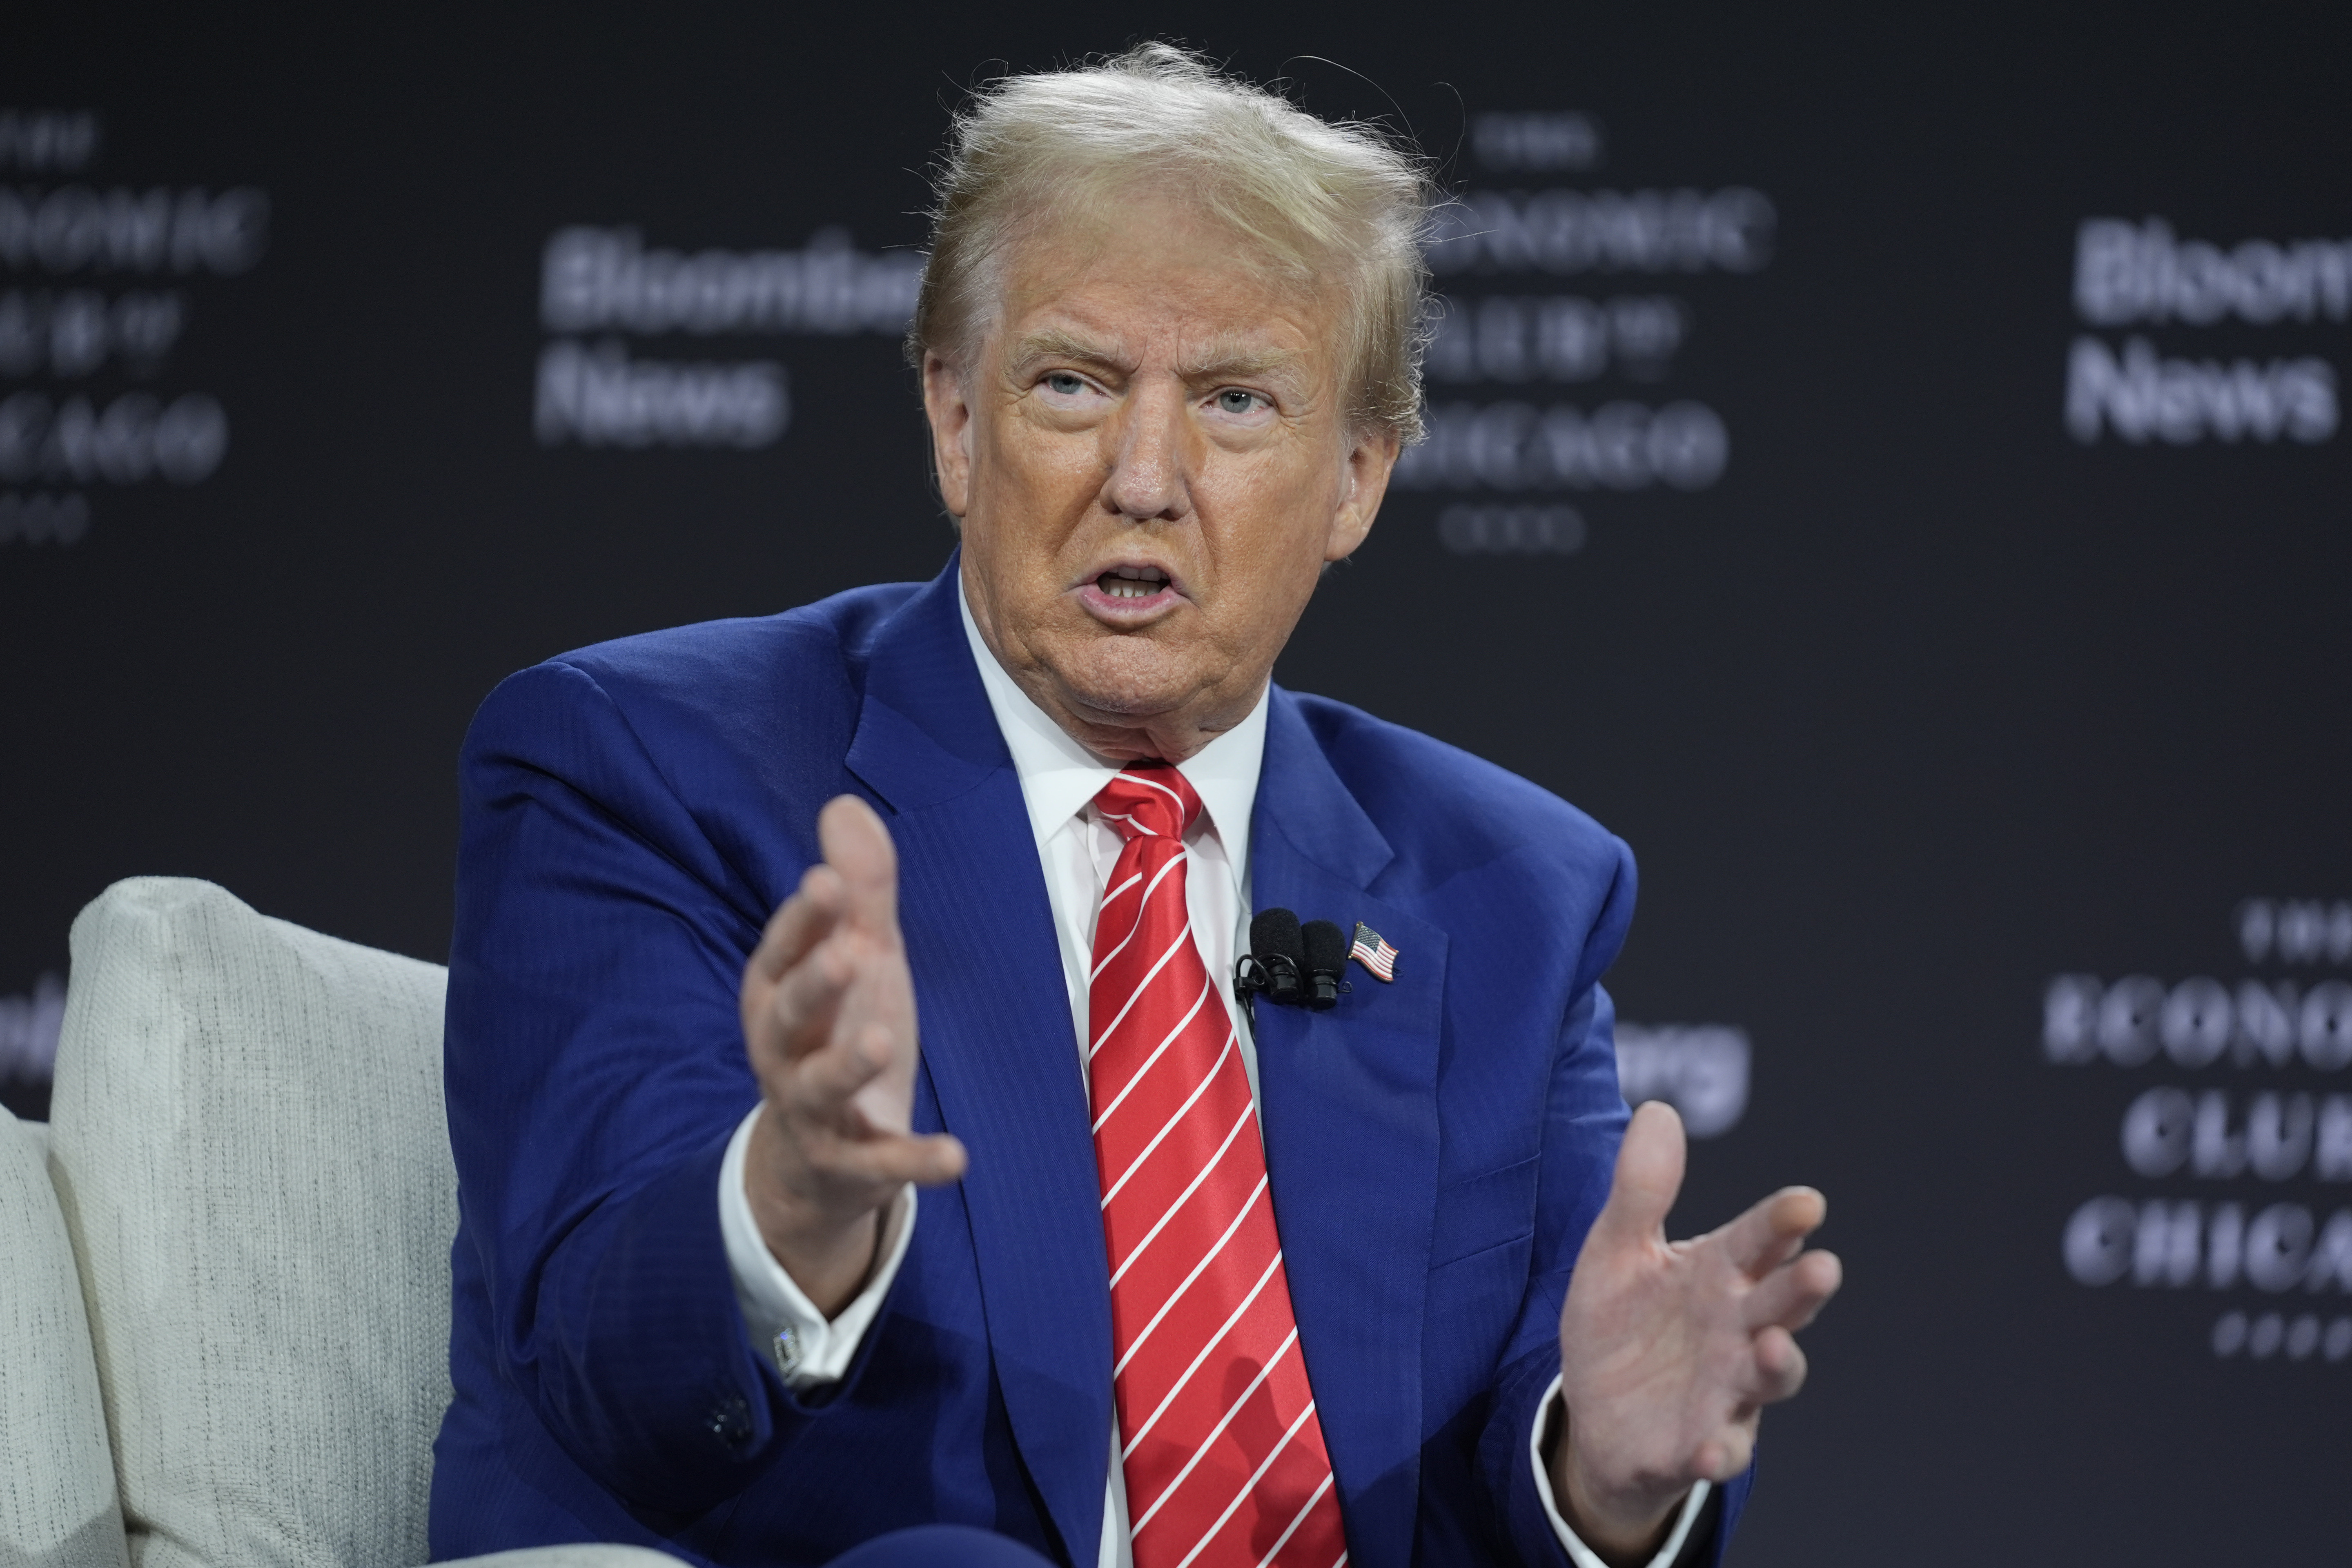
[6,4,2350,1564]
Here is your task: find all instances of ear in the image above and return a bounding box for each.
[1324,423,1401,562]
[922,350,976,518]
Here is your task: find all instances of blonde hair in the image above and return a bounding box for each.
[907,43,1433,443]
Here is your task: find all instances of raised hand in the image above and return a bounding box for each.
[1552,1101,1842,1564]
[739,795,967,1316]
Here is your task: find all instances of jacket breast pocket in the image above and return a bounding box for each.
[1427,1155,1539,1270]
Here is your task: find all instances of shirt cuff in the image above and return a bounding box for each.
[718,1102,916,1391]
[1529,1374,1711,1568]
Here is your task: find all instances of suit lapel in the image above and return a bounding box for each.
[1248,692,1446,1568]
[845,562,1111,1564]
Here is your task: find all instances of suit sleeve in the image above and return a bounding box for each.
[444,659,884,1521]
[1470,840,1755,1566]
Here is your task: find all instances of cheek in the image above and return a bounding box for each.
[1195,489,1336,650]
[1203,453,1345,573]
[977,417,1103,521]
[966,419,1110,594]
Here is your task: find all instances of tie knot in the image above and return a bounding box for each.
[1092,764,1203,843]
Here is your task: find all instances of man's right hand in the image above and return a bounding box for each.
[740,795,968,1316]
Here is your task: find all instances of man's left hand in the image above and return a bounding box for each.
[1551,1101,1842,1564]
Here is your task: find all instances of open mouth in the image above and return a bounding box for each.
[1095,565,1169,600]
[1078,563,1182,623]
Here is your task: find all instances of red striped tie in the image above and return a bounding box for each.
[1087,764,1348,1568]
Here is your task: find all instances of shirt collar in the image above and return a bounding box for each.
[957,571,1267,882]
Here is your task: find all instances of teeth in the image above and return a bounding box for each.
[1098,568,1167,600]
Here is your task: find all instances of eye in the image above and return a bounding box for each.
[1215,388,1266,415]
[1044,371,1089,397]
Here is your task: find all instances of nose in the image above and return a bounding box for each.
[1100,376,1193,523]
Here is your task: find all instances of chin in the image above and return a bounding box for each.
[1054,639,1201,722]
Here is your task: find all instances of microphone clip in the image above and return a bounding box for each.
[1234,951,1305,1009]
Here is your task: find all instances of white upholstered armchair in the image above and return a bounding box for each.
[0,878,683,1568]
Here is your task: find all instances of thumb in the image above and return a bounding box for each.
[1591,1100,1687,1250]
[817,795,900,930]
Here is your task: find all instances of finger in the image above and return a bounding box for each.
[1715,1185,1827,1279]
[1742,1248,1843,1333]
[747,864,847,987]
[819,795,900,935]
[847,1020,916,1135]
[1588,1100,1686,1250]
[1744,1325,1809,1405]
[823,1129,970,1190]
[1689,1424,1756,1486]
[760,933,859,1069]
[846,1019,915,1135]
[782,1013,893,1118]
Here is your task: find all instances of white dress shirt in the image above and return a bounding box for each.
[716,579,1708,1567]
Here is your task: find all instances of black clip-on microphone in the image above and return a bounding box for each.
[1234,908,1305,1028]
[1300,919,1350,1010]
[1236,909,1352,1022]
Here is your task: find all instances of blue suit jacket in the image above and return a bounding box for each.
[430,558,1750,1566]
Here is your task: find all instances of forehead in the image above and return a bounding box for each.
[990,197,1336,372]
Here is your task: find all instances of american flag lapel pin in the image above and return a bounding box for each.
[1349,921,1398,982]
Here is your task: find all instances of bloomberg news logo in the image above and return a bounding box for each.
[533,225,921,450]
[2049,898,2352,1368]
[2065,218,2345,447]
[1395,110,1765,558]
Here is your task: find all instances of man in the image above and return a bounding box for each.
[432,44,1839,1568]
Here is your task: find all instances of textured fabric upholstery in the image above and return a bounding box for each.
[448,1552,686,1566]
[46,878,457,1568]
[0,1105,130,1568]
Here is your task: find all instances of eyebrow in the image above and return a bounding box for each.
[1004,326,1307,390]
[1004,327,1133,376]
[1175,341,1304,384]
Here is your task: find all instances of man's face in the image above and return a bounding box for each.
[924,194,1397,763]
